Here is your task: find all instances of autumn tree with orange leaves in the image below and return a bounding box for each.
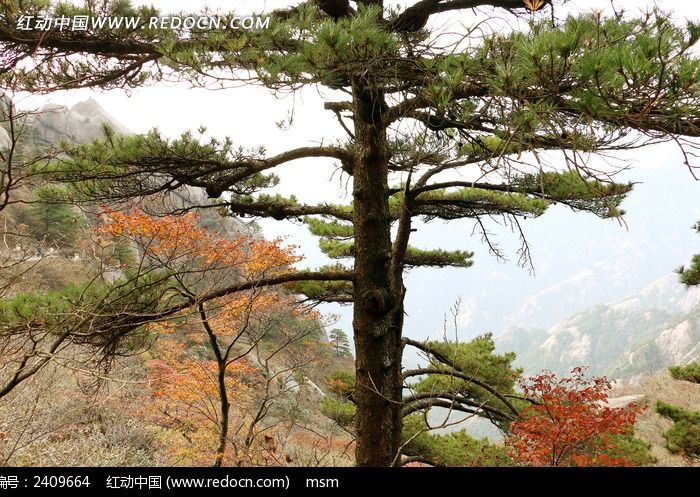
[96,208,300,281]
[506,368,653,467]
[145,339,256,466]
[98,209,324,466]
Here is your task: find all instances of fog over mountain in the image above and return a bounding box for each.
[497,273,700,379]
[404,160,700,377]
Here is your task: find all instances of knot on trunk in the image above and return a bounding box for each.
[266,204,287,220]
[363,288,394,318]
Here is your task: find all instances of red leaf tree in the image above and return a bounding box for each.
[506,367,644,467]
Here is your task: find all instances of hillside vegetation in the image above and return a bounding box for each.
[0,99,355,466]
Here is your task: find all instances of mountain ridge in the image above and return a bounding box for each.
[496,272,700,379]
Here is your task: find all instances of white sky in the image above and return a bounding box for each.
[14,0,700,340]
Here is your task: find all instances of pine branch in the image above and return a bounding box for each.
[389,1,544,33]
[226,200,353,222]
[315,0,354,19]
[403,398,480,418]
[402,390,516,421]
[401,343,520,417]
[54,134,352,203]
[291,278,354,303]
[318,239,474,268]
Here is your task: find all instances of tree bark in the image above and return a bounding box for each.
[200,304,229,467]
[213,361,230,468]
[351,82,404,466]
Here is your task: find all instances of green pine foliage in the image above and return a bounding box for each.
[290,264,353,303]
[410,187,550,220]
[402,415,513,467]
[0,269,170,352]
[320,334,523,465]
[656,400,700,460]
[678,221,700,286]
[18,189,84,248]
[657,363,700,460]
[409,334,523,430]
[109,238,137,267]
[513,171,630,218]
[320,397,356,427]
[669,363,700,383]
[680,254,700,286]
[664,220,700,460]
[321,369,356,427]
[46,126,279,202]
[305,218,354,239]
[604,433,657,467]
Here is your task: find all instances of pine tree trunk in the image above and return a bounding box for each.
[352,84,404,467]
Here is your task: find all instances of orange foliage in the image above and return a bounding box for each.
[98,208,322,465]
[506,367,644,467]
[96,207,300,278]
[145,340,255,466]
[207,291,282,335]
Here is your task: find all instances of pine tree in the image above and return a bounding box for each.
[21,194,81,248]
[678,221,700,286]
[657,365,700,462]
[4,0,700,465]
[328,328,352,358]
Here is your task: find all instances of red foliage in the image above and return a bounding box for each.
[506,367,644,467]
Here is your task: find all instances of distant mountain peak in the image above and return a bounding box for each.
[71,98,131,134]
[71,97,104,114]
[31,97,132,144]
[611,273,700,315]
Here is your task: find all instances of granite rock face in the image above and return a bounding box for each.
[497,274,700,379]
[0,91,14,149]
[32,97,132,144]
